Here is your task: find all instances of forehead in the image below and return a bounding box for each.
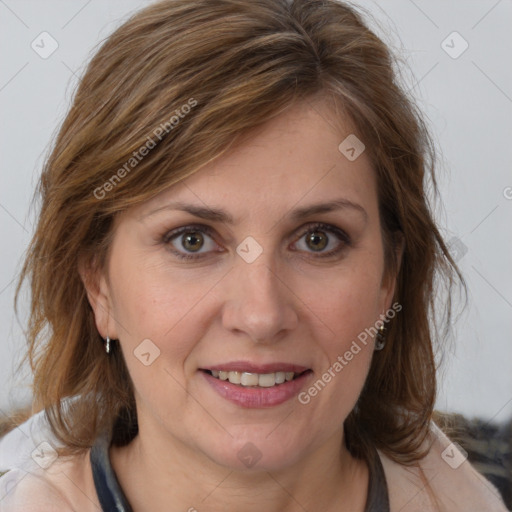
[135,98,378,224]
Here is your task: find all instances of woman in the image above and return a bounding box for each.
[0,0,508,510]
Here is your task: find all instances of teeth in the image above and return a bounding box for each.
[275,372,286,384]
[228,371,241,384]
[240,373,259,386]
[257,373,276,388]
[209,370,301,387]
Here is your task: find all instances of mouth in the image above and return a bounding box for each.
[201,369,310,388]
[199,363,313,408]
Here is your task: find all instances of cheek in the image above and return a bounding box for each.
[305,260,386,347]
[293,259,384,411]
[107,259,216,420]
[108,250,220,364]
[295,313,377,429]
[109,244,171,333]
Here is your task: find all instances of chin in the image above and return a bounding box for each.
[202,431,311,473]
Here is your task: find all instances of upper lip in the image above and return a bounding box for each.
[201,361,310,373]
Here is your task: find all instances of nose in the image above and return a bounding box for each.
[220,254,299,344]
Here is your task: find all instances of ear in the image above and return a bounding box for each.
[381,231,405,311]
[78,255,119,340]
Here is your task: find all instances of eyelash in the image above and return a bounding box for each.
[162,222,351,261]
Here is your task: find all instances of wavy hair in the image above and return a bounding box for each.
[15,0,462,464]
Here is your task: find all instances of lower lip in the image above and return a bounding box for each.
[201,370,312,408]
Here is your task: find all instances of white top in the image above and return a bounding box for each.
[0,410,509,511]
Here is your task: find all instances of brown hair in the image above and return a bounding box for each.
[15,0,462,464]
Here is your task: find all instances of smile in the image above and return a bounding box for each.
[206,369,305,388]
[200,367,313,408]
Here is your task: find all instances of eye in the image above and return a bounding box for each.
[292,222,351,257]
[162,222,351,261]
[163,224,220,260]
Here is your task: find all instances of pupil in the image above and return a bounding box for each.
[183,232,203,251]
[308,231,327,251]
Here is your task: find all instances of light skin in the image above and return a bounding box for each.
[82,97,402,511]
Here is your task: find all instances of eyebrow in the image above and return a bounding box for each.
[141,198,367,224]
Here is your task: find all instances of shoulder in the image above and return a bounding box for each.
[0,467,75,511]
[0,410,100,511]
[0,451,100,512]
[379,420,510,512]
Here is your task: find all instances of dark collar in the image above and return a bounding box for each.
[365,443,391,512]
[90,432,133,512]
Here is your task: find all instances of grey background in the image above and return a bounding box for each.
[1,0,511,422]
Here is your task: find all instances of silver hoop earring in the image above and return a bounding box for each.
[105,335,111,355]
[374,325,386,351]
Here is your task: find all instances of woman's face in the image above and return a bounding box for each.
[88,98,398,472]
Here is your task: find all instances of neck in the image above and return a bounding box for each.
[110,422,369,512]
